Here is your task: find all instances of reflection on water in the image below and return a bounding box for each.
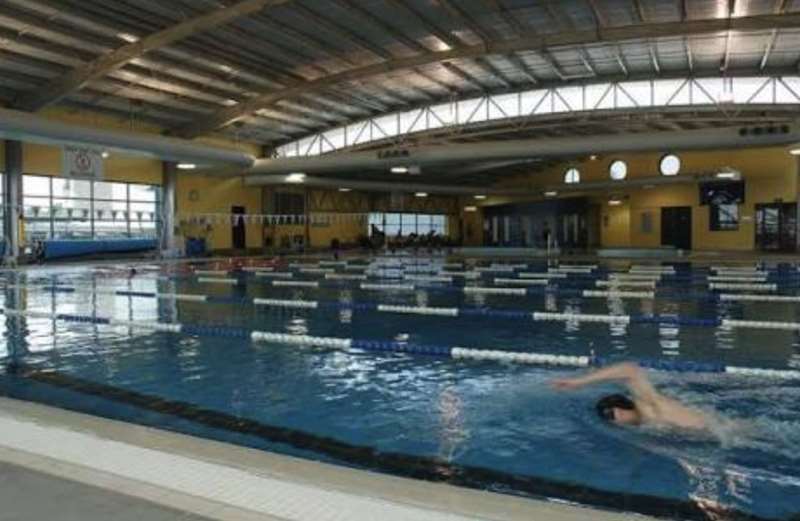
[3,260,800,519]
[436,386,469,463]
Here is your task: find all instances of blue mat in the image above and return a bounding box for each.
[44,239,157,260]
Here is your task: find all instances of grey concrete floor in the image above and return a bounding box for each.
[0,462,212,521]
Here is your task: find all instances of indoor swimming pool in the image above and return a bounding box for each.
[1,256,800,520]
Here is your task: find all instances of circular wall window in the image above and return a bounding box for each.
[659,154,681,176]
[609,160,627,180]
[564,167,580,184]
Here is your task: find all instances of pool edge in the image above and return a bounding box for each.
[0,396,655,521]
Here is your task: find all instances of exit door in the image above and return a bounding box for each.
[756,203,796,252]
[661,206,692,250]
[231,206,246,250]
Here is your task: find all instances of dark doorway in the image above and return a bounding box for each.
[661,206,692,250]
[231,206,246,250]
[756,203,797,252]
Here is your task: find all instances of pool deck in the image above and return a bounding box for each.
[0,397,654,521]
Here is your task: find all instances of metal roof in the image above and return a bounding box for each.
[0,0,799,149]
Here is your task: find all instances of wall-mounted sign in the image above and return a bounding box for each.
[63,146,104,179]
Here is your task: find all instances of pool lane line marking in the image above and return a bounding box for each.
[493,278,549,286]
[596,280,657,289]
[532,312,631,325]
[719,293,800,302]
[4,306,800,379]
[197,277,238,285]
[192,270,228,276]
[272,280,320,288]
[708,283,777,292]
[9,284,800,328]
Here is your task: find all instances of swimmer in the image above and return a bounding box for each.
[551,362,710,431]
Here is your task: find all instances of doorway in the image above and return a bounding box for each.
[755,203,797,252]
[661,206,692,250]
[231,206,246,250]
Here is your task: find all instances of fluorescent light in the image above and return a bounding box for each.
[608,199,623,206]
[101,151,110,159]
[414,192,428,198]
[338,187,352,192]
[474,194,487,200]
[715,167,740,180]
[286,173,306,183]
[790,148,800,156]
[544,191,558,197]
[464,206,478,212]
[391,166,409,174]
[177,163,197,170]
[117,32,139,43]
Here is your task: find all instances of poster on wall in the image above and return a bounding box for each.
[63,146,104,180]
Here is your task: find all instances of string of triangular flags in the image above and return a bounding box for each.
[177,212,371,227]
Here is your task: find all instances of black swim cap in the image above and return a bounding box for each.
[596,394,635,421]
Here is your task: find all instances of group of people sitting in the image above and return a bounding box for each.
[355,225,455,253]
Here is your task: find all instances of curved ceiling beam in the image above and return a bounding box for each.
[175,12,800,139]
[246,125,800,175]
[12,0,288,112]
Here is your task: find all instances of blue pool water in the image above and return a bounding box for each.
[2,257,800,520]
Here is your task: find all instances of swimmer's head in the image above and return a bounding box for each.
[596,394,640,426]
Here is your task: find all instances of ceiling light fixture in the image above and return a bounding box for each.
[391,166,409,174]
[117,33,139,43]
[544,191,558,197]
[286,173,306,183]
[177,163,197,170]
[464,206,478,212]
[790,148,800,156]
[101,151,110,159]
[608,198,623,206]
[338,187,352,192]
[415,192,428,198]
[474,194,487,200]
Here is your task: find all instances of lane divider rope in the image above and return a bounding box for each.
[3,306,796,377]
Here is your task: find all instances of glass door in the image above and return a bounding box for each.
[756,203,796,251]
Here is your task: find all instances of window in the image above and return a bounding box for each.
[609,160,627,180]
[22,174,160,241]
[564,168,580,184]
[273,192,304,215]
[710,204,739,231]
[367,213,449,236]
[659,154,681,176]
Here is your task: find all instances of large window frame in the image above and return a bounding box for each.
[368,212,448,237]
[22,174,161,242]
[277,76,800,158]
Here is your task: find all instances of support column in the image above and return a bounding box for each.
[3,141,22,266]
[796,154,800,252]
[160,161,177,255]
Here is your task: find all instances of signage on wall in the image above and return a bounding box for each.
[63,146,104,180]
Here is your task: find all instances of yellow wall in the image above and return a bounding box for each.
[176,175,263,251]
[492,146,797,251]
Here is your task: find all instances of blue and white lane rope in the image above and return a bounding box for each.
[9,284,800,330]
[2,306,798,378]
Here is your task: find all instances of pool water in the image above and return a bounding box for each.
[2,257,800,520]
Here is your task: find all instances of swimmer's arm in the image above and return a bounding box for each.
[551,363,661,404]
